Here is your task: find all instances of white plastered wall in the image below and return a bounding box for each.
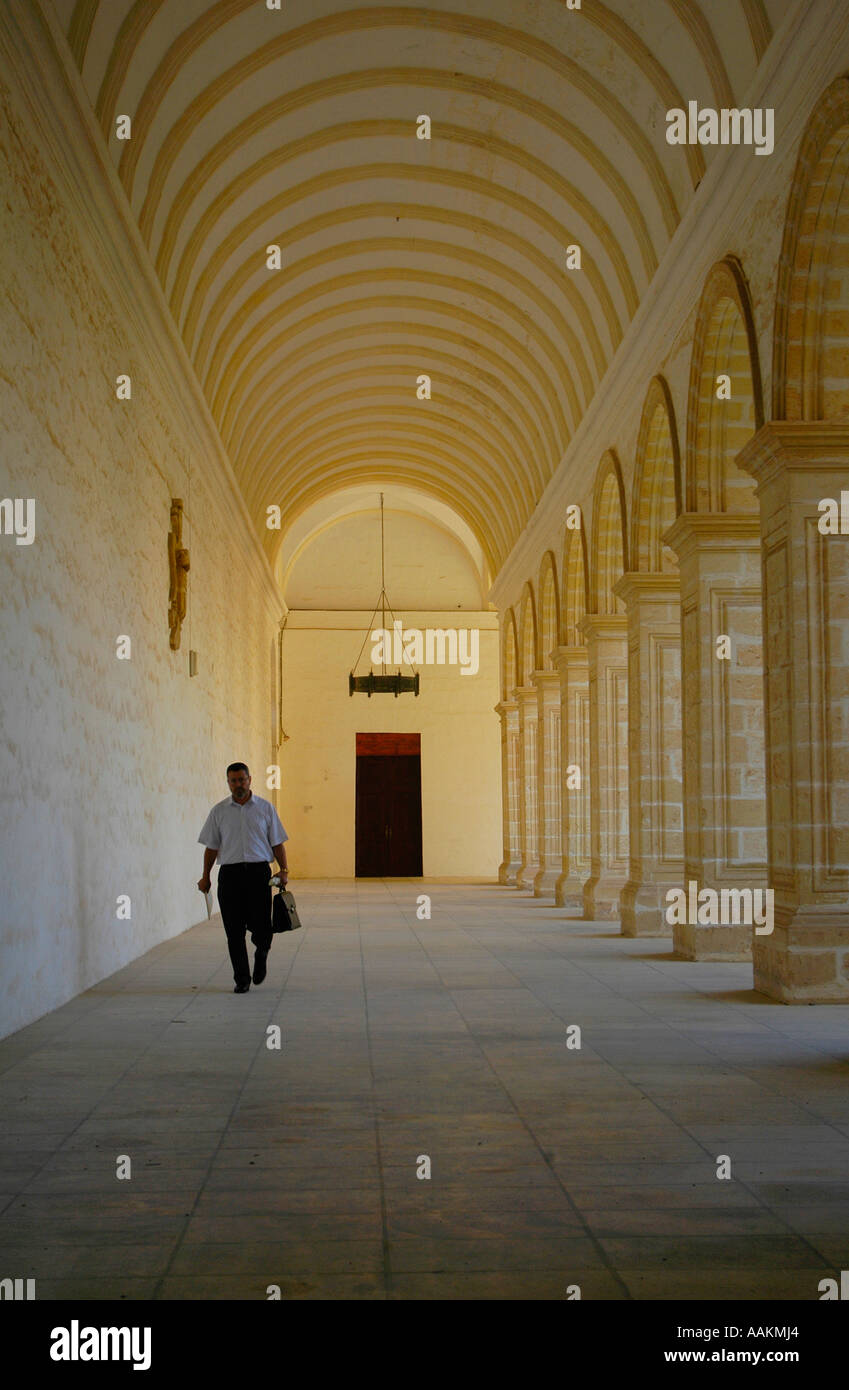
[284,508,486,610]
[0,46,283,1038]
[280,612,501,878]
[279,508,501,878]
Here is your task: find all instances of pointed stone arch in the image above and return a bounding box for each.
[736,77,849,998]
[590,450,628,614]
[668,255,767,958]
[518,583,538,686]
[631,375,682,573]
[561,522,589,646]
[516,582,540,888]
[555,519,591,911]
[619,376,684,937]
[773,75,849,422]
[537,551,560,669]
[497,606,521,885]
[533,551,562,896]
[686,255,764,514]
[502,606,518,700]
[583,450,629,918]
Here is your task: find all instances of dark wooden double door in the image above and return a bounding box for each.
[355,732,423,876]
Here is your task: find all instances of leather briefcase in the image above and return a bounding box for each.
[272,888,302,933]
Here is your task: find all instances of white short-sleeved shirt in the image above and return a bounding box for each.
[198,793,288,865]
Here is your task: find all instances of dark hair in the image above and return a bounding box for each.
[226,762,250,776]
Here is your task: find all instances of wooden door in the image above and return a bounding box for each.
[355,734,423,876]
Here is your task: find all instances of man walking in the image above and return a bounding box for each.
[197,763,289,993]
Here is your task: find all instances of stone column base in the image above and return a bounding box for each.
[555,870,587,913]
[516,861,540,890]
[673,920,752,961]
[498,856,522,885]
[754,911,849,1002]
[619,878,673,937]
[583,872,626,921]
[533,865,559,897]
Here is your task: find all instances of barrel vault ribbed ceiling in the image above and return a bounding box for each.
[52,0,784,577]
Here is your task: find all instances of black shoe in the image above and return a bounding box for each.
[234,982,250,993]
[252,950,268,985]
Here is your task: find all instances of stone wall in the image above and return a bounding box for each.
[0,69,283,1039]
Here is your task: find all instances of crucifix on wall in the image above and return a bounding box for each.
[168,497,190,651]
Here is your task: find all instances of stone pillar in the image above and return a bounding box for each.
[738,423,849,1001]
[578,616,629,919]
[515,685,540,889]
[533,670,562,897]
[614,574,683,937]
[552,646,590,911]
[496,699,521,884]
[664,514,767,959]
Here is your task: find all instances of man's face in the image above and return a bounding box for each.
[227,769,251,801]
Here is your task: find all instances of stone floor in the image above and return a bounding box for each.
[2,880,849,1300]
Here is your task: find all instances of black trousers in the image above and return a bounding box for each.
[217,862,272,987]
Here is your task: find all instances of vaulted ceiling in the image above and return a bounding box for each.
[52,0,785,577]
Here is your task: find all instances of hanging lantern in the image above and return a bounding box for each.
[349,493,420,696]
[348,671,420,698]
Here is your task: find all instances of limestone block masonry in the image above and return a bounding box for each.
[578,615,629,920]
[739,423,849,1002]
[515,685,541,890]
[664,515,768,959]
[533,669,562,898]
[496,699,522,884]
[552,645,590,912]
[615,573,683,938]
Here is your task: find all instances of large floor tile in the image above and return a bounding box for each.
[3,880,849,1300]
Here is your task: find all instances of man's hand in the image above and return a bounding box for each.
[271,843,288,888]
[198,848,217,894]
